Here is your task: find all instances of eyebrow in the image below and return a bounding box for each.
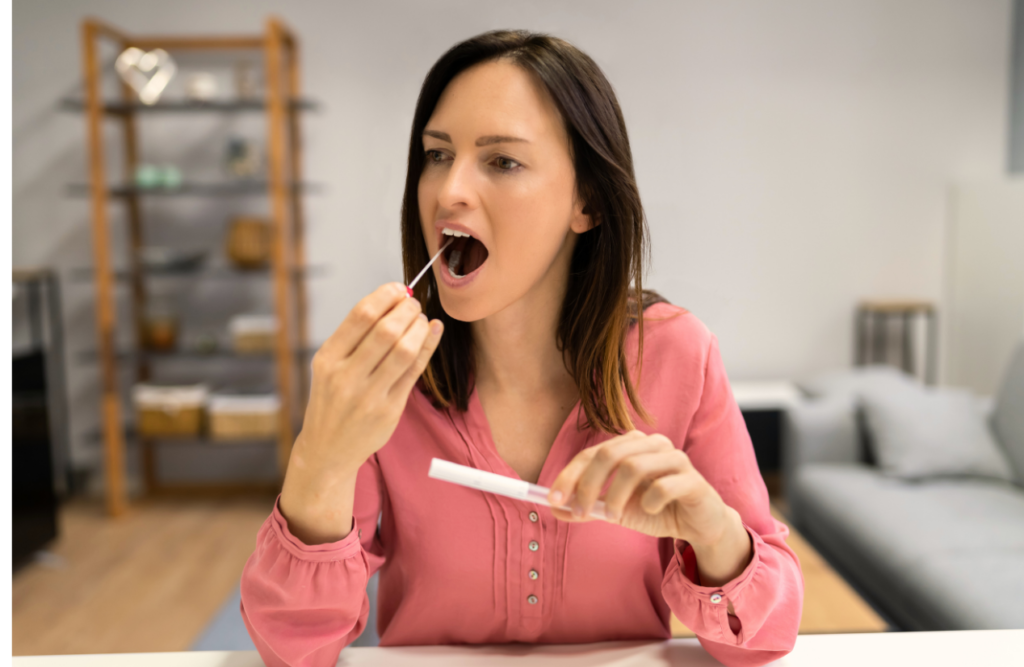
[423,129,530,146]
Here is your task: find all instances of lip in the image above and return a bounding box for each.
[434,221,488,289]
[434,220,487,254]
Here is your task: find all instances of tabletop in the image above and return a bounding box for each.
[12,630,1024,666]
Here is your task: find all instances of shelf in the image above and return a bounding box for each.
[68,264,328,282]
[67,181,321,197]
[78,347,318,362]
[60,97,319,114]
[76,17,312,514]
[85,427,278,447]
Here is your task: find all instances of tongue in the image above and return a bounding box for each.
[446,236,489,276]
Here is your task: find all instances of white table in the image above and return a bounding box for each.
[13,630,1024,666]
[730,380,802,411]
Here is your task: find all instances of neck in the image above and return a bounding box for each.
[471,235,577,400]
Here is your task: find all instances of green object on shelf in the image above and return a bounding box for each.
[161,165,182,189]
[135,164,162,189]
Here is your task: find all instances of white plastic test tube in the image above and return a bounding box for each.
[428,458,610,521]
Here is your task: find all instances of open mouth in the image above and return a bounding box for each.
[440,232,489,279]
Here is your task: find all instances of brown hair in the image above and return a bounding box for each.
[401,29,679,435]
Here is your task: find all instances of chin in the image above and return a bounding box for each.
[436,287,490,323]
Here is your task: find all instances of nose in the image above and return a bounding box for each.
[435,155,478,211]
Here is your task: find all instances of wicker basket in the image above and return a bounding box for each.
[230,314,277,354]
[225,216,271,269]
[132,383,208,437]
[208,394,280,441]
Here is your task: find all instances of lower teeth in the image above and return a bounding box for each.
[447,249,464,278]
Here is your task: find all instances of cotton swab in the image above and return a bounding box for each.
[406,238,455,297]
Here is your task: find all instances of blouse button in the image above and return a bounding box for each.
[529,511,539,522]
[529,569,539,580]
[710,593,723,604]
[528,540,539,552]
[527,595,538,605]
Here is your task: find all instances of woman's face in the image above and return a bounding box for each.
[419,59,593,323]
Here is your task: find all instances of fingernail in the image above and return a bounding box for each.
[572,504,584,518]
[431,321,443,335]
[550,490,563,505]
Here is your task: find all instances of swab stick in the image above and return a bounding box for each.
[406,238,455,297]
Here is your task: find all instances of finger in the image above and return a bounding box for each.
[640,470,705,515]
[321,283,411,360]
[563,433,661,518]
[547,430,646,507]
[349,296,424,377]
[602,449,689,521]
[388,318,444,399]
[549,506,602,524]
[368,312,430,392]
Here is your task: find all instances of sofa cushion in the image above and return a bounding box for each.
[790,463,1024,629]
[859,385,1016,482]
[992,341,1024,483]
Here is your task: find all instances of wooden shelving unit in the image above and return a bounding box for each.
[73,17,315,516]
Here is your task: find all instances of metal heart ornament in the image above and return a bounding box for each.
[115,47,177,105]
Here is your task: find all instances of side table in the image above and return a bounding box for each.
[731,381,802,495]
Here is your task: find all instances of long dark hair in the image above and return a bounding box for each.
[402,30,678,435]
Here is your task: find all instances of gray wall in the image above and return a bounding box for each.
[12,0,1013,487]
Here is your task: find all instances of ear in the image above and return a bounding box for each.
[571,202,599,234]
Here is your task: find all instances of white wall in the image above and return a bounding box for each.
[12,0,1012,481]
[943,178,1024,396]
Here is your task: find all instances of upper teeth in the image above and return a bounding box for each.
[442,228,471,238]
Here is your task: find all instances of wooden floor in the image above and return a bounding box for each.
[12,495,276,656]
[13,495,885,656]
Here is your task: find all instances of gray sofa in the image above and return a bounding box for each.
[782,343,1024,631]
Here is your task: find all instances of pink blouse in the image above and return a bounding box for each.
[240,303,803,666]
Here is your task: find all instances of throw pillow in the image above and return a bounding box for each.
[795,364,919,400]
[859,384,1016,482]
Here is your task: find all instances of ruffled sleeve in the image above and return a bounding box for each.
[240,454,386,667]
[661,333,804,667]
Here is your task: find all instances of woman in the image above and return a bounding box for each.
[241,30,803,667]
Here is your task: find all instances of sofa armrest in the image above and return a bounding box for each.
[781,394,860,494]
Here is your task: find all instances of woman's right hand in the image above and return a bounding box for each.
[279,282,444,543]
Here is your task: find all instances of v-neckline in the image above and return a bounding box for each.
[466,380,584,487]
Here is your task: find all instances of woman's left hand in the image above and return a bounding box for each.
[548,430,753,587]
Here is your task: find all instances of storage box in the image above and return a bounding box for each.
[132,383,209,437]
[229,314,277,354]
[208,393,280,441]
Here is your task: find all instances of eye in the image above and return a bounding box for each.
[493,156,521,172]
[424,149,449,164]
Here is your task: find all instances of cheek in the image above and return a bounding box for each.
[418,177,438,232]
[491,178,571,259]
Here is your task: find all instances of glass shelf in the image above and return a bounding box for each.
[67,181,321,197]
[78,347,318,362]
[68,265,328,282]
[59,97,319,114]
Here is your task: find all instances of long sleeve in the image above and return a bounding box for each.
[661,333,803,667]
[239,453,387,667]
